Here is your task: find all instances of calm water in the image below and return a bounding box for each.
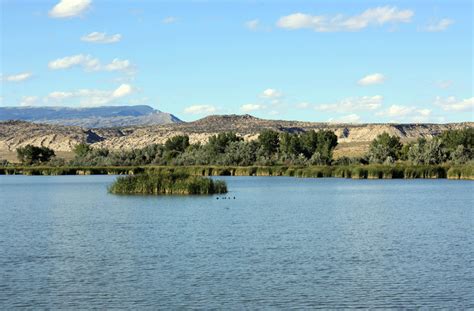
[0,176,473,309]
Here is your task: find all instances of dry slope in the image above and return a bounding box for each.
[0,116,472,160]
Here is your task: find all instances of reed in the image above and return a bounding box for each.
[108,171,228,195]
[2,164,473,180]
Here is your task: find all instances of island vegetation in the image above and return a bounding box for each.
[108,171,227,195]
[1,127,472,180]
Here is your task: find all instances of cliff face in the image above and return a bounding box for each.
[0,116,472,157]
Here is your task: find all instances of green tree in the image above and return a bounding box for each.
[208,132,242,154]
[16,145,55,164]
[279,132,303,157]
[258,129,280,156]
[165,135,190,154]
[439,128,474,152]
[450,145,471,164]
[314,130,338,164]
[368,133,402,163]
[73,143,92,158]
[422,138,446,164]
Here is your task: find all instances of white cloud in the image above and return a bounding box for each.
[435,96,474,112]
[111,84,133,98]
[435,80,453,89]
[48,54,100,70]
[81,32,122,44]
[46,84,134,106]
[162,16,177,24]
[19,96,39,107]
[376,105,432,122]
[104,59,131,71]
[48,54,132,72]
[241,104,264,112]
[423,18,454,32]
[277,6,413,32]
[297,102,310,109]
[2,72,33,82]
[47,91,74,101]
[245,19,260,30]
[261,88,282,99]
[316,95,383,113]
[184,105,217,114]
[358,73,385,86]
[328,114,361,124]
[49,0,91,18]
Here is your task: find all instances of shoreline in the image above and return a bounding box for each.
[1,164,472,180]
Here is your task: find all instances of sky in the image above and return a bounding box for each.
[0,0,472,123]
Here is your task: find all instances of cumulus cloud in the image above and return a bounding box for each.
[19,96,39,107]
[48,54,132,72]
[49,0,91,18]
[2,72,33,82]
[316,95,383,113]
[328,114,361,124]
[358,73,385,86]
[104,59,131,71]
[81,32,122,44]
[45,84,134,106]
[277,6,413,32]
[435,80,453,89]
[261,88,282,99]
[297,102,310,109]
[183,105,217,114]
[111,83,133,98]
[434,96,474,112]
[162,16,177,24]
[423,18,454,32]
[241,104,264,112]
[48,54,100,70]
[245,19,260,30]
[376,105,432,122]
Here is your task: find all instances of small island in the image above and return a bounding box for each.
[108,171,227,195]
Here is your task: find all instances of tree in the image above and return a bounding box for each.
[368,133,402,163]
[279,132,303,157]
[451,145,471,164]
[314,130,338,164]
[407,141,425,165]
[258,129,280,156]
[16,145,55,164]
[439,128,473,152]
[422,138,446,164]
[208,132,242,154]
[165,135,190,154]
[73,143,92,158]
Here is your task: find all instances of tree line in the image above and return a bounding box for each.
[9,128,473,167]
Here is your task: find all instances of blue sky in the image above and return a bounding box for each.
[0,0,472,123]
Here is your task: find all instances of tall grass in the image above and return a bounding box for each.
[2,164,473,180]
[108,171,227,195]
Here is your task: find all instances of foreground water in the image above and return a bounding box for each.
[0,176,473,309]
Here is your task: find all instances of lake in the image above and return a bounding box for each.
[0,175,473,308]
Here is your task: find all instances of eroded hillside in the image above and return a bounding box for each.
[1,116,472,160]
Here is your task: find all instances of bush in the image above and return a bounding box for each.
[16,145,55,164]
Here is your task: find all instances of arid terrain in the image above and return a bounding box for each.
[0,115,472,161]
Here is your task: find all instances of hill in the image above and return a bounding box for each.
[0,115,472,161]
[0,105,182,128]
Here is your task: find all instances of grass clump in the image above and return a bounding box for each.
[108,171,227,195]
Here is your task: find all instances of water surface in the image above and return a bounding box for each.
[0,176,473,308]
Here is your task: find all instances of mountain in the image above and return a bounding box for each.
[1,115,472,161]
[0,105,182,128]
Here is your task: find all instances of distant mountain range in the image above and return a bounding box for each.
[0,105,182,128]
